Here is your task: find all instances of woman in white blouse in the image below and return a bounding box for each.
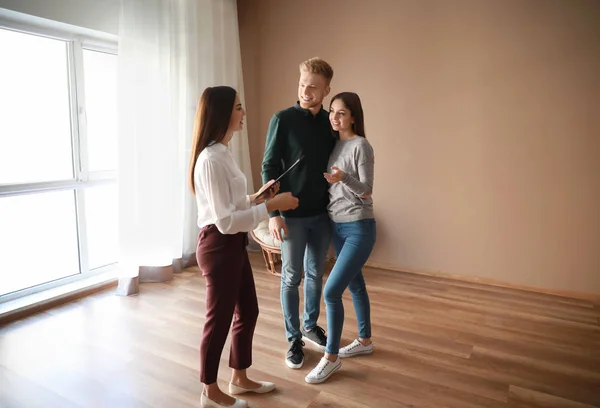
[189,86,299,408]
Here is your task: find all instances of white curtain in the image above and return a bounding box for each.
[116,0,253,295]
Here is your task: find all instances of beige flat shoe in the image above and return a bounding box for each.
[201,394,247,408]
[228,381,276,395]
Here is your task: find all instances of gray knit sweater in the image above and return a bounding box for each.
[326,137,375,223]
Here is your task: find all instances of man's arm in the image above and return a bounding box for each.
[261,115,284,217]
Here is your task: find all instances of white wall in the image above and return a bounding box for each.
[0,0,119,34]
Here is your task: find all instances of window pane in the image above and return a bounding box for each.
[83,49,118,172]
[0,28,74,185]
[0,190,80,296]
[85,183,118,269]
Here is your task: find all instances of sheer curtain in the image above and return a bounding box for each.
[116,0,253,295]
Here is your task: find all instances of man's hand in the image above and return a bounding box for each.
[269,216,288,242]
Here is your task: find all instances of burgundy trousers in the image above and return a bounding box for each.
[196,224,259,385]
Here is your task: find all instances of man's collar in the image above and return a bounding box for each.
[294,101,326,117]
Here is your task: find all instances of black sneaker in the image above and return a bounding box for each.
[301,325,327,351]
[286,339,304,369]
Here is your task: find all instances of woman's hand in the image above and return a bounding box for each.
[251,180,280,204]
[323,166,345,184]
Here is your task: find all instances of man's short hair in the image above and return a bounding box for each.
[299,57,334,85]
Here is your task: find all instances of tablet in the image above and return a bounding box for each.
[257,154,305,198]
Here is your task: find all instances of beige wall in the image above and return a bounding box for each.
[238,0,600,296]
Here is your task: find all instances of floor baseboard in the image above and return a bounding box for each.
[365,259,600,303]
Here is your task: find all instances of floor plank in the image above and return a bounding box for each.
[507,385,598,408]
[0,364,81,408]
[305,392,374,408]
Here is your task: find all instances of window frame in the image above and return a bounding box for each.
[0,9,119,302]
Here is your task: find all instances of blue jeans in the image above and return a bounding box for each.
[324,218,376,354]
[280,213,331,342]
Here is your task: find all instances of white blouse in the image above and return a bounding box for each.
[194,143,268,234]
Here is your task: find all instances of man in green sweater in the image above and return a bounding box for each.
[261,57,335,369]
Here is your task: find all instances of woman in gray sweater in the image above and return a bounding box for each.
[305,92,376,384]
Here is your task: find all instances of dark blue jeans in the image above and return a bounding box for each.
[324,218,376,354]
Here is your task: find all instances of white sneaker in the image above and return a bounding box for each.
[338,339,373,358]
[304,357,342,384]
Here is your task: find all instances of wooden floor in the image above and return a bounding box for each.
[1,252,599,408]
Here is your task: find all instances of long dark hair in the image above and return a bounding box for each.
[329,92,366,138]
[188,86,237,194]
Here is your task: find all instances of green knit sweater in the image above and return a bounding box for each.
[261,102,335,218]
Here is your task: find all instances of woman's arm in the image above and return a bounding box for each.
[340,159,373,196]
[325,141,374,197]
[198,159,268,234]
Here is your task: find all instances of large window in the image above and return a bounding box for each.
[0,19,118,300]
